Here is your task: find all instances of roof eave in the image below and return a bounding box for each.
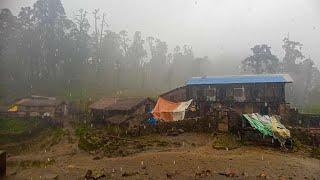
[186,81,293,85]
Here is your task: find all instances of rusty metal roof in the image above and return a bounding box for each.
[15,97,61,107]
[89,97,118,110]
[89,97,153,111]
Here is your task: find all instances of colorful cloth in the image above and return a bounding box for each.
[242,113,291,145]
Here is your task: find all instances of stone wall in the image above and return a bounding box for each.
[129,117,217,136]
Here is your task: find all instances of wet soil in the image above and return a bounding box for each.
[3,120,320,180]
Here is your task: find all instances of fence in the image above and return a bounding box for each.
[297,113,320,128]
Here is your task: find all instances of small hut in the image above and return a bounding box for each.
[89,97,155,127]
[10,96,67,118]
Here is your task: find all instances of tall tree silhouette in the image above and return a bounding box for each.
[242,44,279,74]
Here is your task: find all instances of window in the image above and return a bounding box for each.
[206,88,216,101]
[253,87,264,102]
[234,87,245,102]
[196,89,204,100]
[226,88,234,100]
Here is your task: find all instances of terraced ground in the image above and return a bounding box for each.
[3,124,320,180]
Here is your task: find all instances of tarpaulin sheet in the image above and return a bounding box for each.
[152,97,192,122]
[8,106,17,112]
[242,113,291,145]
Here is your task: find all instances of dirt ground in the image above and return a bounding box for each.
[3,121,320,180]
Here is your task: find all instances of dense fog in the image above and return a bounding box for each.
[1,0,320,108]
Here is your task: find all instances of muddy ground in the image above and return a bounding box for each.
[2,122,320,180]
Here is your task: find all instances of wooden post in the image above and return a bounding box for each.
[0,150,6,177]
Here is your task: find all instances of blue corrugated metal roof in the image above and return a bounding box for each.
[186,74,293,85]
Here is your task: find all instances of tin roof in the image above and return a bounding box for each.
[89,97,153,111]
[89,97,118,110]
[186,74,293,85]
[15,97,61,107]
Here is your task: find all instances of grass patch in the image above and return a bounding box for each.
[8,159,55,169]
[212,133,242,150]
[311,147,320,159]
[0,117,39,134]
[156,140,170,147]
[50,128,69,146]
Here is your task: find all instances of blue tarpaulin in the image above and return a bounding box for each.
[147,117,158,126]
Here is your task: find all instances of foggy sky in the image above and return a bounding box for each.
[1,0,320,67]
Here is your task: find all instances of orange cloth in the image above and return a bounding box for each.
[152,97,192,121]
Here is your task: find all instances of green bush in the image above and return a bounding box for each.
[50,128,69,145]
[78,133,103,151]
[75,126,90,137]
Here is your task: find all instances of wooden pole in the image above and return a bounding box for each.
[0,150,6,177]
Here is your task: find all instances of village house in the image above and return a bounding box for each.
[185,74,293,115]
[89,97,155,127]
[10,96,67,118]
[162,74,293,114]
[160,74,293,131]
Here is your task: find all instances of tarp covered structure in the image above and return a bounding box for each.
[152,97,192,122]
[242,113,291,146]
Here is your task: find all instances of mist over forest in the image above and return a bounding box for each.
[1,0,320,109]
[1,2,320,178]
